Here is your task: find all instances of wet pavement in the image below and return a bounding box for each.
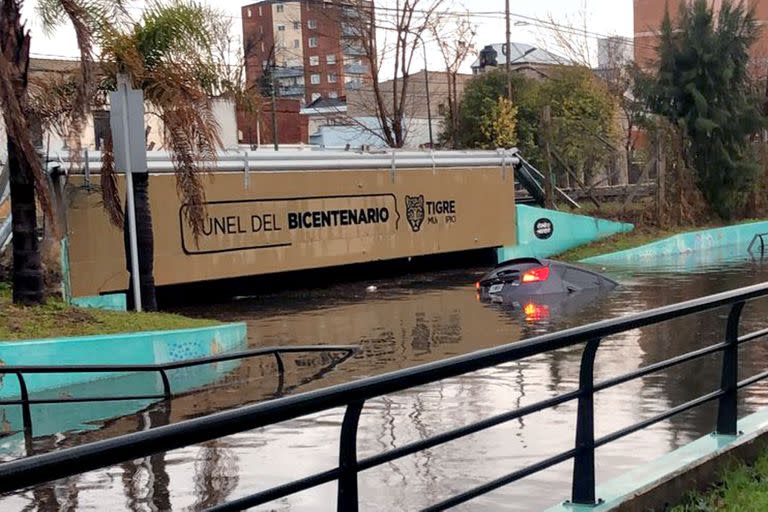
[3,249,768,510]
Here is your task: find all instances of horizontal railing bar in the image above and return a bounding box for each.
[594,342,728,393]
[738,369,768,389]
[738,326,768,345]
[0,394,165,406]
[1,283,766,493]
[206,467,342,512]
[595,389,724,449]
[358,390,582,472]
[0,345,357,374]
[422,448,579,512]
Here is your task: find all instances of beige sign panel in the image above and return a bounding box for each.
[66,167,516,297]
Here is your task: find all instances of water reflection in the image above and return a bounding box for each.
[3,256,768,510]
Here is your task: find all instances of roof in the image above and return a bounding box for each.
[470,43,565,69]
[306,97,346,109]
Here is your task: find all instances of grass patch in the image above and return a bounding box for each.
[672,452,768,511]
[557,226,678,262]
[0,284,217,341]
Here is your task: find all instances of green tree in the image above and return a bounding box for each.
[0,0,124,304]
[479,97,518,149]
[537,66,618,184]
[451,69,538,155]
[641,0,763,219]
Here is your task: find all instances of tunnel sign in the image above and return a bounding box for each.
[534,218,554,240]
[180,194,400,255]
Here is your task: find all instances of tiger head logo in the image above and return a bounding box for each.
[405,195,425,232]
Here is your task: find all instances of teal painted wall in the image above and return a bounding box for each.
[0,323,247,398]
[71,293,128,311]
[582,221,768,266]
[498,205,634,262]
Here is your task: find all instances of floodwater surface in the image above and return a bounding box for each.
[3,249,768,511]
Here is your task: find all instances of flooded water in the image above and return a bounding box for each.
[4,249,768,511]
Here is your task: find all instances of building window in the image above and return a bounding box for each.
[328,72,337,83]
[258,6,262,16]
[294,21,300,30]
[308,19,317,29]
[261,42,265,52]
[329,91,338,99]
[326,54,336,65]
[311,92,321,102]
[277,24,285,31]
[262,60,269,69]
[309,36,318,48]
[309,55,319,66]
[310,73,321,84]
[276,4,284,13]
[246,8,252,17]
[294,39,300,48]
[259,25,263,35]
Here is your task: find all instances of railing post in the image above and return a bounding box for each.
[15,373,33,437]
[337,400,364,512]
[716,302,745,436]
[159,369,172,400]
[571,338,601,506]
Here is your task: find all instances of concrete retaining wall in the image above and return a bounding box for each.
[582,221,768,266]
[497,205,634,262]
[0,323,247,398]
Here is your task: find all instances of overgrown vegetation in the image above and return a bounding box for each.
[0,282,216,340]
[672,451,768,511]
[639,0,764,220]
[449,66,618,186]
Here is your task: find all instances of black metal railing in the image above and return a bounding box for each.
[748,232,768,257]
[3,284,768,511]
[0,345,357,440]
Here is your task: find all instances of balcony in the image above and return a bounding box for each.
[344,79,363,91]
[344,63,368,76]
[273,66,304,79]
[278,85,306,97]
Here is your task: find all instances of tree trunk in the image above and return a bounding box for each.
[8,138,44,305]
[124,172,157,311]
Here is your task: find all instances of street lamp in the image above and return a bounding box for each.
[412,32,434,148]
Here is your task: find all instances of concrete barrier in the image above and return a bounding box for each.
[0,323,247,398]
[497,205,634,262]
[582,221,768,266]
[544,408,768,511]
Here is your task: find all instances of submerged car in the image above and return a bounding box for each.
[476,257,618,303]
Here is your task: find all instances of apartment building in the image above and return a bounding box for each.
[241,0,373,105]
[634,0,768,72]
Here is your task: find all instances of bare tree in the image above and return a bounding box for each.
[344,0,446,148]
[429,8,475,148]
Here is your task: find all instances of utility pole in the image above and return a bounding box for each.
[541,105,555,209]
[271,63,279,151]
[505,0,512,100]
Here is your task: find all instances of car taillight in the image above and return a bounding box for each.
[521,266,550,283]
[475,281,481,290]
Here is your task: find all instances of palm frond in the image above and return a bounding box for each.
[99,131,124,227]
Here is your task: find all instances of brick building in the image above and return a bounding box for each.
[634,0,768,72]
[241,0,373,105]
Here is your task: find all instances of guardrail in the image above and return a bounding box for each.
[0,345,357,440]
[3,284,768,510]
[51,148,523,174]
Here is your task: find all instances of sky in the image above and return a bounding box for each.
[22,0,634,74]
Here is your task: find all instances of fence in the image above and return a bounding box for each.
[2,284,768,510]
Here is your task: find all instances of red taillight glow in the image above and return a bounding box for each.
[524,302,550,321]
[475,281,481,290]
[521,266,550,283]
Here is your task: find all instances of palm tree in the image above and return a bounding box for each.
[0,0,124,305]
[99,1,245,310]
